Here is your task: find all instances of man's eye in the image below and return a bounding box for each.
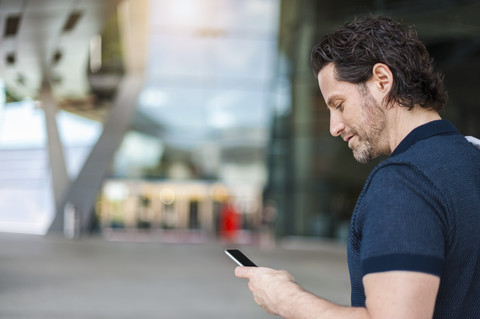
[335,103,343,110]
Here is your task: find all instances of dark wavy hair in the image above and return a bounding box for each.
[310,16,447,111]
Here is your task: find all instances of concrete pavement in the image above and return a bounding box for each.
[0,232,350,319]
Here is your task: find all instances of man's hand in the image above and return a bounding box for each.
[235,266,300,316]
[234,266,440,319]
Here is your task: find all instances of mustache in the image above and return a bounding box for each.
[341,131,355,142]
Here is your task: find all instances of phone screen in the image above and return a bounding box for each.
[225,249,257,267]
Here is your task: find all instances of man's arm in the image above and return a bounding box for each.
[235,267,440,319]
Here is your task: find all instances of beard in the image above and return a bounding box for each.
[349,92,386,164]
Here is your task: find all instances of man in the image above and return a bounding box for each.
[235,16,480,318]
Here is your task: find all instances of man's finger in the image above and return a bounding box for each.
[235,266,256,278]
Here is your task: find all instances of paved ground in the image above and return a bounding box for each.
[0,232,350,319]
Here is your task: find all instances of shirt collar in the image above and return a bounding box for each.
[391,120,459,157]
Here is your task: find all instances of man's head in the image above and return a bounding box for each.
[318,63,388,163]
[311,15,447,111]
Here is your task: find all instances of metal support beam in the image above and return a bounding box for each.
[48,74,143,236]
[41,81,71,226]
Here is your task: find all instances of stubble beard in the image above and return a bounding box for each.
[353,139,375,164]
[351,93,386,164]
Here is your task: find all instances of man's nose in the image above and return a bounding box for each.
[329,112,345,137]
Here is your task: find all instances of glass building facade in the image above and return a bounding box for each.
[0,0,479,241]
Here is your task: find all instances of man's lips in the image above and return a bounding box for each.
[344,135,355,148]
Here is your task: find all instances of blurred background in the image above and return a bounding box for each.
[0,0,479,317]
[1,0,480,240]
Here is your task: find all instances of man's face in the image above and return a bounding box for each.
[317,63,387,163]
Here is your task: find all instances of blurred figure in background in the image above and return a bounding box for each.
[259,199,277,250]
[220,197,240,242]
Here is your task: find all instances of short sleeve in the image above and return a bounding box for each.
[358,163,448,277]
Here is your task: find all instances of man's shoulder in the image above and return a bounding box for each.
[363,160,432,195]
[377,133,479,175]
[358,133,480,211]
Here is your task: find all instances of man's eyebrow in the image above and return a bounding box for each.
[326,94,343,107]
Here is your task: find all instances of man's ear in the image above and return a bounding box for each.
[372,63,393,93]
[369,63,394,108]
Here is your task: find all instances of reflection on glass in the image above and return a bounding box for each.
[0,100,103,234]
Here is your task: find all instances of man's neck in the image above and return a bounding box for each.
[386,105,442,154]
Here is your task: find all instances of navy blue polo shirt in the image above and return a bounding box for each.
[348,120,480,318]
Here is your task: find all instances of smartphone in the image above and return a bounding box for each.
[224,249,257,267]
